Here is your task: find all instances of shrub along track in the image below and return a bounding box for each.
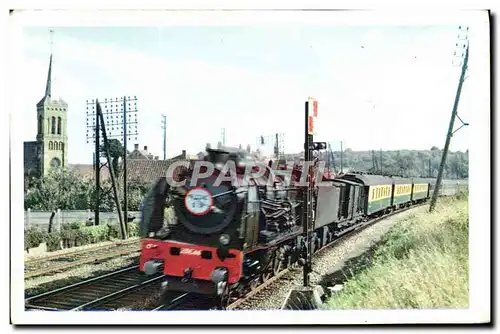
[24,240,140,279]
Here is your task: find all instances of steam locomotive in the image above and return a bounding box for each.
[138,146,439,306]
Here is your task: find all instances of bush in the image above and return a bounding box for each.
[25,221,141,253]
[24,227,48,250]
[127,222,140,237]
[324,198,469,309]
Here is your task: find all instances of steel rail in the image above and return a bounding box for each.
[25,265,139,304]
[69,275,166,311]
[25,238,140,264]
[225,203,425,310]
[25,248,140,279]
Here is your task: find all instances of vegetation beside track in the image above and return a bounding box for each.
[325,192,469,309]
[25,221,141,252]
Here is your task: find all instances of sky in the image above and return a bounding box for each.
[19,16,487,164]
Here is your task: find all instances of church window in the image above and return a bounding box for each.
[57,117,62,134]
[38,115,42,135]
[56,142,60,150]
[49,141,53,150]
[60,142,64,151]
[51,117,56,134]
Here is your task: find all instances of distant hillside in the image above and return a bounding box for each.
[286,147,469,179]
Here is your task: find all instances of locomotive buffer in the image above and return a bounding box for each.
[283,97,327,310]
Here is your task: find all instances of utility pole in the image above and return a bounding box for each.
[221,128,226,146]
[86,96,139,238]
[379,149,383,174]
[429,26,470,212]
[96,101,126,238]
[327,142,331,177]
[94,112,100,226]
[161,114,166,160]
[340,141,343,173]
[371,150,376,173]
[122,96,128,235]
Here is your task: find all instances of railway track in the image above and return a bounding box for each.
[25,265,163,311]
[224,204,425,310]
[24,240,141,279]
[148,205,425,311]
[25,199,461,312]
[152,293,220,311]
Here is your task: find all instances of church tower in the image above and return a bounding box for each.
[36,49,69,176]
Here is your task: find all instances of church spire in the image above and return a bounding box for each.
[37,30,53,107]
[45,30,54,98]
[44,53,52,98]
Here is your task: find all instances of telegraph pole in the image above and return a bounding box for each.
[96,101,125,238]
[371,150,376,172]
[94,113,100,226]
[379,149,383,174]
[429,26,470,212]
[122,96,128,235]
[221,128,226,146]
[161,114,166,160]
[86,96,139,238]
[340,141,343,173]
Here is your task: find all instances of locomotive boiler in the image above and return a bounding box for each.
[139,148,307,303]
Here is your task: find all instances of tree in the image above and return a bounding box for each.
[100,139,126,176]
[24,168,95,210]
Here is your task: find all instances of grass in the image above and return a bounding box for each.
[325,193,469,309]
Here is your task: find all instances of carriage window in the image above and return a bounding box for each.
[247,186,259,213]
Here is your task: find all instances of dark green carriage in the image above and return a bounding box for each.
[338,173,393,216]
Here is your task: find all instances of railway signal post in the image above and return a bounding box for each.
[283,97,325,310]
[303,97,318,287]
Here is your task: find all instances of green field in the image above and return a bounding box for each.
[325,193,469,309]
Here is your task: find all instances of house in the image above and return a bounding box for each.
[128,144,154,160]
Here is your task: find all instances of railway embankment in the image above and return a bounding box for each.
[324,193,469,309]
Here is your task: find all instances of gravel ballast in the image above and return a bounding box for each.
[25,254,139,297]
[234,206,427,310]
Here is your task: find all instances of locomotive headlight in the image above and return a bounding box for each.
[219,234,231,245]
